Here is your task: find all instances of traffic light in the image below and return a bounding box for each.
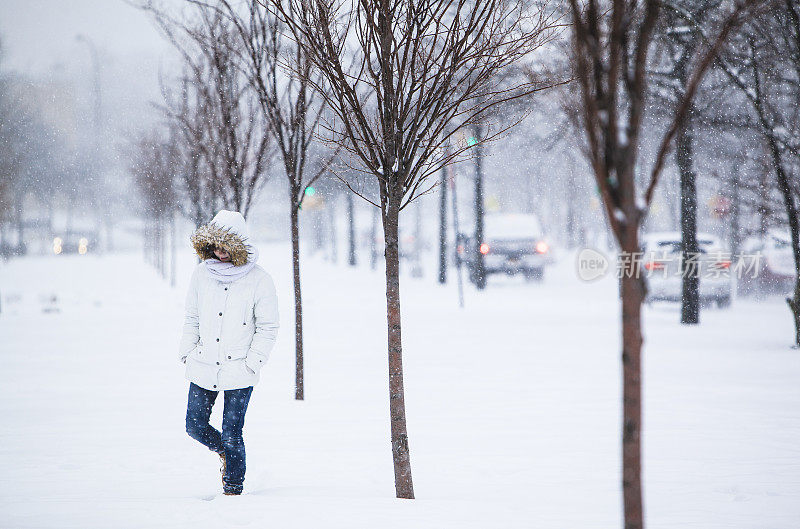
[304,186,316,196]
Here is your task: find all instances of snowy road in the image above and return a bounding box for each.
[1,243,798,528]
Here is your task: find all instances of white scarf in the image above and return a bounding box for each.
[203,247,259,283]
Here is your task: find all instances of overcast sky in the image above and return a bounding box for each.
[0,0,187,163]
[0,0,171,74]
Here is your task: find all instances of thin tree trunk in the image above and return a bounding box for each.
[170,211,177,288]
[411,200,423,277]
[313,209,325,254]
[163,218,168,278]
[370,207,379,271]
[347,192,357,266]
[153,219,159,270]
[48,191,55,235]
[766,139,800,346]
[438,164,448,284]
[143,219,148,264]
[473,123,486,290]
[160,217,166,278]
[758,170,769,237]
[106,215,114,253]
[381,199,414,499]
[620,235,645,529]
[15,189,24,252]
[729,165,741,258]
[451,168,465,308]
[329,199,338,263]
[566,163,576,248]
[290,197,304,400]
[676,122,700,324]
[751,59,800,345]
[157,219,161,276]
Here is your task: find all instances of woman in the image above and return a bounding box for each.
[178,209,279,495]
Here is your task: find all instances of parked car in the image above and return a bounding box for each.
[52,231,96,255]
[457,213,552,282]
[641,231,733,307]
[737,228,796,296]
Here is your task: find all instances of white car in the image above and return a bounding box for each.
[641,231,733,307]
[738,228,796,296]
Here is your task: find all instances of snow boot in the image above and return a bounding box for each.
[218,451,242,495]
[216,451,227,486]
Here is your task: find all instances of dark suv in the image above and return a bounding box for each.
[457,213,551,282]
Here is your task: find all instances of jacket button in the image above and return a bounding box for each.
[227,355,231,359]
[216,338,220,342]
[224,287,228,291]
[242,322,246,326]
[213,385,217,388]
[219,312,223,316]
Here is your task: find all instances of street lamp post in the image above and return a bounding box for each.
[75,34,102,133]
[75,34,112,252]
[472,122,486,290]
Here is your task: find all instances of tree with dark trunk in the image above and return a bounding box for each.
[710,0,800,345]
[438,162,448,284]
[650,2,710,324]
[568,1,756,527]
[676,121,700,323]
[346,191,357,266]
[199,0,339,400]
[653,1,751,324]
[270,0,563,499]
[472,122,487,290]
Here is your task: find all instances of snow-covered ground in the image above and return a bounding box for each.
[1,242,798,528]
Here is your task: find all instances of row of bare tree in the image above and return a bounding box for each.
[128,1,800,528]
[0,47,79,255]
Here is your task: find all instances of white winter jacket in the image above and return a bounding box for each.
[178,210,279,391]
[179,263,279,391]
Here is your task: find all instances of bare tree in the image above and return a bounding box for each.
[201,0,337,401]
[437,160,448,284]
[269,0,564,499]
[649,1,722,324]
[160,73,216,228]
[705,0,800,344]
[568,1,756,527]
[0,69,61,257]
[129,129,179,276]
[144,3,275,218]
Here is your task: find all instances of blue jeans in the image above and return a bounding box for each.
[185,382,253,493]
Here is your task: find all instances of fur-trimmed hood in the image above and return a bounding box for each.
[190,210,254,267]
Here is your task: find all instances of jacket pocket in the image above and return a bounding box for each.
[224,346,248,362]
[192,341,215,364]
